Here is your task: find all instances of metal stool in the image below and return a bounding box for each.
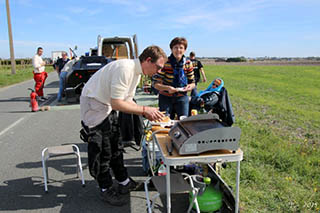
[41,144,85,192]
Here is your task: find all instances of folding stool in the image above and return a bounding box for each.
[41,144,85,192]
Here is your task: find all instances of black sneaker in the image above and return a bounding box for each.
[38,97,48,102]
[99,188,126,206]
[118,177,139,195]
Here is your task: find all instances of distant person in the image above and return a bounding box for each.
[54,52,70,78]
[189,51,206,96]
[32,47,48,101]
[154,37,195,120]
[57,56,75,102]
[80,45,166,206]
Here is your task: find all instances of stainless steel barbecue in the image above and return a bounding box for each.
[168,114,241,155]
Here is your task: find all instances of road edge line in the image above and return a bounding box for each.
[0,117,25,137]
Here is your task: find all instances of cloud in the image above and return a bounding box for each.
[66,7,102,16]
[16,0,32,7]
[158,0,272,32]
[135,4,148,13]
[303,34,320,41]
[0,39,72,48]
[0,39,81,58]
[25,18,34,24]
[94,0,132,6]
[67,7,86,14]
[91,0,320,25]
[93,0,150,15]
[87,9,103,16]
[55,15,74,25]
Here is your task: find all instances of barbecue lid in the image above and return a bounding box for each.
[174,113,225,136]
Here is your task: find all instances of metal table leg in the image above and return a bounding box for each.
[166,163,171,213]
[235,161,240,213]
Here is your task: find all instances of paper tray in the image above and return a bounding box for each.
[150,120,176,127]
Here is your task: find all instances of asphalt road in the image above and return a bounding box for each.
[0,72,191,213]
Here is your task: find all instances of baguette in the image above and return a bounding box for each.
[151,125,170,133]
[157,116,170,123]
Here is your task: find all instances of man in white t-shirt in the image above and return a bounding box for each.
[32,47,48,101]
[80,45,167,206]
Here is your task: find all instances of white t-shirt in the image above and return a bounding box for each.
[61,58,77,73]
[80,59,142,126]
[32,54,45,73]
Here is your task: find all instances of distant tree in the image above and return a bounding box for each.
[226,57,246,62]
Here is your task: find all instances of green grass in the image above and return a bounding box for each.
[0,65,54,88]
[197,65,320,212]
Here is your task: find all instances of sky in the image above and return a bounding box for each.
[1,0,320,59]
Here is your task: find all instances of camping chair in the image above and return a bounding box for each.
[41,144,85,192]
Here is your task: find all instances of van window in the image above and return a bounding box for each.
[102,43,129,59]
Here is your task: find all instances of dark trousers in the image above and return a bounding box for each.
[190,81,199,97]
[87,111,128,189]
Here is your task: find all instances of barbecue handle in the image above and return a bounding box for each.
[166,141,173,155]
[176,122,192,137]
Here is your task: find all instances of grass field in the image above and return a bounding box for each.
[197,65,320,212]
[0,65,54,88]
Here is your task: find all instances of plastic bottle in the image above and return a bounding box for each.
[199,101,206,114]
[202,164,209,177]
[157,161,167,176]
[191,109,198,116]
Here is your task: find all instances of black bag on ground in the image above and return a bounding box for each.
[209,87,235,126]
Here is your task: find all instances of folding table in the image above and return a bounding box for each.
[151,133,243,213]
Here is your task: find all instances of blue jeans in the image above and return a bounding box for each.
[57,71,68,101]
[191,82,198,97]
[158,94,189,120]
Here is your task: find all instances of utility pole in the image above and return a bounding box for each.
[6,0,16,74]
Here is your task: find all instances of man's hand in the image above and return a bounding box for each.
[184,84,194,92]
[202,77,207,82]
[144,106,164,121]
[111,99,164,121]
[168,86,178,94]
